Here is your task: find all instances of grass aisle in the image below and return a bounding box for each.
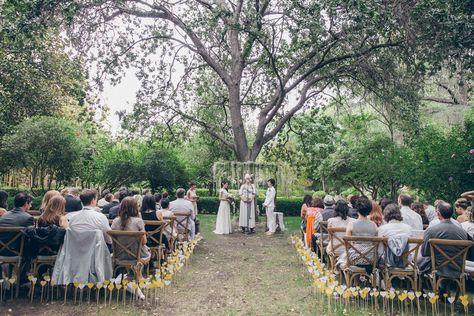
[159,214,318,315]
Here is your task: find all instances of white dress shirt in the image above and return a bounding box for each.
[429,217,462,229]
[378,220,413,238]
[400,206,423,230]
[67,206,112,244]
[263,187,276,208]
[461,221,474,238]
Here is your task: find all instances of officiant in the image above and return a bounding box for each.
[239,174,256,234]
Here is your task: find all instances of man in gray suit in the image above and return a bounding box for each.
[169,188,195,239]
[0,193,34,227]
[419,201,474,282]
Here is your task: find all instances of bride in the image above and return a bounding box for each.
[214,180,233,234]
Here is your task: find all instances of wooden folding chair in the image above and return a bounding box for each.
[107,230,150,281]
[428,239,473,295]
[327,227,347,273]
[0,227,25,297]
[31,244,58,277]
[342,236,387,288]
[317,221,329,262]
[173,212,191,242]
[385,238,423,291]
[143,220,174,265]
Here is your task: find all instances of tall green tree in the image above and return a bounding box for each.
[0,116,81,191]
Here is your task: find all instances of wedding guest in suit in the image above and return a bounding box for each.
[109,190,130,219]
[419,201,474,281]
[102,192,120,215]
[0,193,34,227]
[65,187,82,213]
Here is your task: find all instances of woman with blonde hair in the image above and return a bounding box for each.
[40,190,61,213]
[37,195,69,228]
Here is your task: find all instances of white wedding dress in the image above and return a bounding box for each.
[214,188,232,234]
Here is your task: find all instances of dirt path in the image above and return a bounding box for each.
[158,220,317,315]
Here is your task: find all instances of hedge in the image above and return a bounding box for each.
[198,197,302,216]
[6,196,42,210]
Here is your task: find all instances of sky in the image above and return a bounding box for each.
[99,68,140,134]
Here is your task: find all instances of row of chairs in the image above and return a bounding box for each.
[0,212,193,297]
[314,221,474,295]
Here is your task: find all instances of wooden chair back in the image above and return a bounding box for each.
[428,239,473,275]
[143,220,167,245]
[0,227,25,258]
[401,238,423,270]
[107,230,146,263]
[328,227,347,255]
[173,212,191,241]
[318,221,328,256]
[343,236,387,267]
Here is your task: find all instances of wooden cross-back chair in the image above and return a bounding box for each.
[385,238,423,291]
[162,216,177,249]
[327,227,347,273]
[143,220,174,264]
[317,221,329,262]
[428,239,473,296]
[107,230,150,281]
[342,236,387,288]
[172,212,191,243]
[31,244,59,277]
[0,227,25,297]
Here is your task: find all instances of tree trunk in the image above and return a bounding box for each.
[228,85,250,161]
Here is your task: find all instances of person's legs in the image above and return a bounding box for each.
[266,207,276,234]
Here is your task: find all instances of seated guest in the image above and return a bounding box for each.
[65,188,82,213]
[97,189,111,208]
[428,200,462,228]
[141,195,170,250]
[379,198,393,212]
[154,193,163,210]
[348,195,359,219]
[67,189,112,245]
[419,201,474,282]
[169,188,195,239]
[423,201,437,222]
[398,194,423,230]
[60,188,69,197]
[102,192,120,215]
[412,202,429,226]
[461,207,474,238]
[327,200,355,256]
[455,198,470,223]
[0,190,8,217]
[39,190,61,213]
[109,190,130,219]
[337,196,378,268]
[0,193,34,227]
[306,197,324,249]
[369,200,383,227]
[321,195,336,220]
[378,204,412,238]
[158,199,177,239]
[38,195,69,229]
[111,197,150,260]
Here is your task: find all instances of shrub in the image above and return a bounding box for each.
[313,190,327,198]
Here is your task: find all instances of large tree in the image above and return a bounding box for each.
[36,0,417,161]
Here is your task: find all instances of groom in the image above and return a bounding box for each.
[263,179,277,235]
